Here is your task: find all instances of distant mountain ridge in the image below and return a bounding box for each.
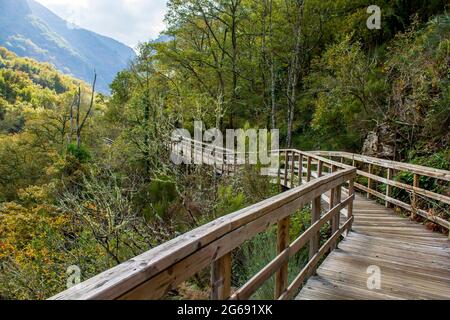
[0,0,136,93]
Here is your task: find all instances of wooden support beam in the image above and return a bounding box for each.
[298,154,303,185]
[307,157,312,182]
[277,154,281,192]
[309,196,321,259]
[329,165,337,210]
[290,152,295,188]
[317,160,323,178]
[284,150,289,187]
[210,253,232,300]
[346,179,354,236]
[386,168,393,208]
[275,216,290,299]
[367,164,373,199]
[412,174,419,220]
[330,185,341,250]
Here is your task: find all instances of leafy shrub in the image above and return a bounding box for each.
[66,143,91,162]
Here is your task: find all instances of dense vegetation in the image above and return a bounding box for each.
[0,0,449,299]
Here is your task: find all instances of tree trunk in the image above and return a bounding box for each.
[229,0,240,128]
[286,2,304,147]
[269,0,277,130]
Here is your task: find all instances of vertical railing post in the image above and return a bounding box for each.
[284,150,289,187]
[306,157,312,182]
[275,216,290,299]
[331,184,342,250]
[329,165,337,211]
[346,178,355,236]
[317,160,323,178]
[309,196,321,259]
[290,152,295,188]
[298,154,303,185]
[367,163,373,199]
[412,174,419,220]
[386,168,393,208]
[210,253,232,300]
[277,152,282,193]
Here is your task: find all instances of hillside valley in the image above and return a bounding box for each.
[0,0,136,93]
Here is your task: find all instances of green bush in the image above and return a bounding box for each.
[66,143,91,162]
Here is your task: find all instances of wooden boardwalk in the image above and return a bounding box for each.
[52,140,449,301]
[297,193,450,300]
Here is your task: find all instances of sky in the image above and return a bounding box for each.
[34,0,168,48]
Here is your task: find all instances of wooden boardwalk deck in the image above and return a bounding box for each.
[52,141,449,301]
[297,193,450,300]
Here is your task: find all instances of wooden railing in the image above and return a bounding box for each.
[50,143,356,300]
[168,135,254,173]
[312,151,450,231]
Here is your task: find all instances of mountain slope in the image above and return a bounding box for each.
[0,0,136,93]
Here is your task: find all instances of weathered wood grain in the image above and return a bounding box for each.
[297,193,450,300]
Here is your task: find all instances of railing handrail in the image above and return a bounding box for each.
[171,138,449,229]
[311,151,450,181]
[172,136,353,171]
[50,160,356,300]
[171,138,449,181]
[170,139,449,230]
[311,151,449,230]
[171,137,450,229]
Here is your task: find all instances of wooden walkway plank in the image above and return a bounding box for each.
[297,191,450,300]
[297,276,405,300]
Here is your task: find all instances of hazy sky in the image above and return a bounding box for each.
[35,0,168,48]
